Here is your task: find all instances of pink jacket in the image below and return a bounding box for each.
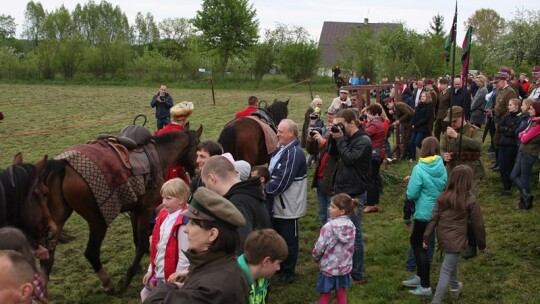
[312,215,355,276]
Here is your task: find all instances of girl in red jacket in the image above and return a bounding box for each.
[140,178,190,301]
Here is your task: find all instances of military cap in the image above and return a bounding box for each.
[533,66,540,74]
[182,187,246,229]
[491,72,508,83]
[444,106,464,122]
[424,79,434,86]
[499,66,513,77]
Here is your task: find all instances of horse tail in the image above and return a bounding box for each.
[218,124,237,155]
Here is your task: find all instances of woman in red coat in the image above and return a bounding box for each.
[364,103,388,213]
[155,101,194,185]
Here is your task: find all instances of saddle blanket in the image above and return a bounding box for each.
[244,116,278,155]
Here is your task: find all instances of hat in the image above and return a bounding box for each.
[533,66,540,74]
[444,106,464,122]
[499,66,512,76]
[182,187,246,229]
[339,89,349,94]
[424,79,434,86]
[221,153,235,164]
[491,72,508,83]
[326,107,337,115]
[234,160,251,181]
[170,101,194,121]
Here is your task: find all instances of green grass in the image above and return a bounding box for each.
[1,84,540,303]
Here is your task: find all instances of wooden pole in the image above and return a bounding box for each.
[210,76,216,106]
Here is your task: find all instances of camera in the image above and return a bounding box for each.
[330,123,345,133]
[309,127,323,137]
[309,113,319,120]
[359,114,367,122]
[159,95,165,102]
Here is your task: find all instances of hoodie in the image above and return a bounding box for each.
[312,215,355,276]
[406,155,447,221]
[224,177,272,254]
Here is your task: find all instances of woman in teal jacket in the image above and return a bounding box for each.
[402,137,447,296]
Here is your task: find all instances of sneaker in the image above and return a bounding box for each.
[402,275,420,287]
[450,282,463,299]
[408,159,416,163]
[409,286,432,296]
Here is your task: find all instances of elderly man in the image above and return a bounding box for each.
[329,89,351,111]
[0,250,35,304]
[449,77,471,120]
[529,66,540,99]
[201,155,271,254]
[265,119,307,283]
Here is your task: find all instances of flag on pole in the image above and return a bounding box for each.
[444,3,458,63]
[461,26,473,80]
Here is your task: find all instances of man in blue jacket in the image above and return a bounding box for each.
[265,119,307,283]
[150,84,174,130]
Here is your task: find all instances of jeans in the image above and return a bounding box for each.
[511,151,537,193]
[405,227,435,271]
[432,253,460,304]
[273,218,299,278]
[410,220,430,288]
[316,179,331,226]
[498,145,518,191]
[156,117,170,130]
[384,138,392,159]
[349,192,366,280]
[409,131,426,160]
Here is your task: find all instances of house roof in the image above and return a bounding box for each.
[318,20,399,66]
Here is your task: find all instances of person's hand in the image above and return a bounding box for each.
[330,128,344,139]
[143,272,152,285]
[422,242,428,250]
[34,245,49,260]
[392,121,400,127]
[169,271,188,288]
[443,152,452,162]
[312,132,323,142]
[446,127,458,138]
[403,175,411,183]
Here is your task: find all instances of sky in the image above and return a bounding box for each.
[3,0,538,42]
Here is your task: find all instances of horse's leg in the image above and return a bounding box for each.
[119,204,151,292]
[62,167,115,294]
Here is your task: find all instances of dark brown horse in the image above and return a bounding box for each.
[0,153,53,253]
[42,128,202,293]
[218,99,289,166]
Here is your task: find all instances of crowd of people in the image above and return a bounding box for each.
[2,66,539,304]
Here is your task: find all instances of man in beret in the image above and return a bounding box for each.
[489,72,518,171]
[201,155,271,254]
[150,84,174,130]
[500,66,527,99]
[441,106,485,259]
[265,119,307,283]
[529,66,540,99]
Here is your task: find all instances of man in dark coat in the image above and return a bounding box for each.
[201,155,272,254]
[449,77,471,120]
[150,84,174,130]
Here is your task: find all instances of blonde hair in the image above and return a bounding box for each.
[160,178,190,201]
[420,91,432,103]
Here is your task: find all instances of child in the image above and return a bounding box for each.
[402,137,447,296]
[141,178,190,301]
[312,193,358,304]
[423,165,487,304]
[238,229,288,304]
[0,226,49,303]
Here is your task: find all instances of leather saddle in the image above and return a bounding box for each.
[251,109,277,132]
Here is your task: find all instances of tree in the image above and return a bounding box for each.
[339,25,380,80]
[23,1,46,47]
[429,13,445,36]
[279,41,321,82]
[158,17,195,42]
[465,9,505,45]
[0,14,16,41]
[133,12,159,47]
[193,0,259,75]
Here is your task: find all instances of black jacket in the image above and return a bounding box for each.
[412,102,433,134]
[224,178,272,254]
[450,88,471,120]
[330,128,372,196]
[498,111,522,147]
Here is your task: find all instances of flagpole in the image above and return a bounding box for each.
[447,1,458,154]
[458,25,472,159]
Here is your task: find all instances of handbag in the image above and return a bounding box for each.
[371,148,381,160]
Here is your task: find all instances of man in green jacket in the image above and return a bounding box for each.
[441,106,485,259]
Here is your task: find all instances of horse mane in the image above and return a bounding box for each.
[152,130,199,176]
[266,99,289,125]
[0,163,37,227]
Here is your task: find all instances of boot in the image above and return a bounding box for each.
[525,195,533,210]
[519,188,532,204]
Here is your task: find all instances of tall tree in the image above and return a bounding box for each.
[158,17,195,42]
[23,1,46,47]
[429,13,445,36]
[193,0,259,75]
[133,12,159,47]
[465,8,505,45]
[0,14,17,41]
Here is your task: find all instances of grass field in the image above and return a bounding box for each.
[1,83,539,303]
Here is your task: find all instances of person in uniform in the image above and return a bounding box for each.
[433,78,450,142]
[528,66,540,99]
[441,106,485,260]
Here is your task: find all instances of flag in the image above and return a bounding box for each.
[461,26,472,80]
[444,3,458,63]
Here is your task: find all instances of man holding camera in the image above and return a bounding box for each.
[150,84,174,130]
[329,89,351,111]
[328,109,372,283]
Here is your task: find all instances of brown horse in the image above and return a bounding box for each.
[42,127,202,293]
[218,99,289,166]
[0,153,53,253]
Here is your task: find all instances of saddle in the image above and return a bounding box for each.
[251,109,277,132]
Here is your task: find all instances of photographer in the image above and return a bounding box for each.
[302,96,324,149]
[150,84,174,130]
[307,108,338,226]
[328,109,372,283]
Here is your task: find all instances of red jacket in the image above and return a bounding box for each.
[150,208,187,281]
[155,124,190,185]
[365,117,387,159]
[235,106,257,119]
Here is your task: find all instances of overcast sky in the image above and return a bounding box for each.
[4,0,537,42]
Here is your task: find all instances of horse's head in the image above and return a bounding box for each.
[1,154,54,252]
[153,126,202,178]
[266,99,289,125]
